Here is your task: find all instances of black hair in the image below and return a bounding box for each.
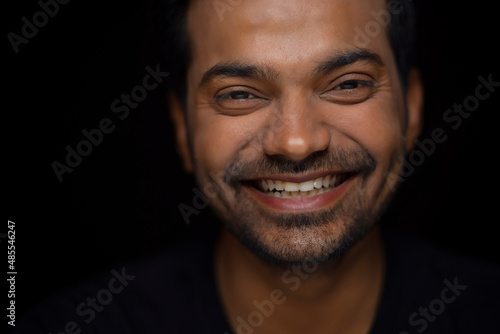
[151,0,417,108]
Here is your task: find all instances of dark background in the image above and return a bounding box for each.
[5,0,499,329]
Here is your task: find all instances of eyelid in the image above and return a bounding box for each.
[334,79,374,90]
[211,85,269,115]
[319,73,376,104]
[214,91,254,104]
[214,85,264,99]
[327,73,375,90]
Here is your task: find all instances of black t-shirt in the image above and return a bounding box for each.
[11,227,500,334]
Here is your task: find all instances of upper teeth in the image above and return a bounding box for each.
[261,175,337,193]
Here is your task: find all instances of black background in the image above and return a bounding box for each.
[5,0,499,330]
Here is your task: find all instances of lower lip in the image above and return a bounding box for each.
[243,174,358,212]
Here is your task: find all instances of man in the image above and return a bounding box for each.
[13,0,499,333]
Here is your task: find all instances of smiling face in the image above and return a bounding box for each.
[170,0,422,265]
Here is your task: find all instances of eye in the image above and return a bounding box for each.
[336,80,370,90]
[213,87,267,114]
[219,91,257,101]
[321,75,375,104]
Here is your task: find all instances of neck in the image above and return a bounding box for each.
[215,225,385,334]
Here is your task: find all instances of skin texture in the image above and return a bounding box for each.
[169,0,423,332]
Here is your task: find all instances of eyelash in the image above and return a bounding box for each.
[215,90,258,103]
[215,79,373,98]
[334,79,374,90]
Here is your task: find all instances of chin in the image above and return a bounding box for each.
[223,202,377,267]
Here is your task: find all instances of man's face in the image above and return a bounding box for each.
[173,0,421,264]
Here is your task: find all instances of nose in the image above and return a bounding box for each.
[263,96,330,161]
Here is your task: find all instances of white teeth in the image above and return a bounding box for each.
[323,175,331,188]
[284,182,299,192]
[299,180,314,192]
[260,173,347,198]
[313,177,323,189]
[329,175,336,187]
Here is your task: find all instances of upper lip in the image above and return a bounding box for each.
[245,170,354,183]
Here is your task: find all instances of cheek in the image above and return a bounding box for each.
[329,94,404,168]
[191,111,260,177]
[362,111,402,165]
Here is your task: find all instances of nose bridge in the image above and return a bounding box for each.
[263,91,330,160]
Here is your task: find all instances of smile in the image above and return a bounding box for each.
[257,173,353,198]
[243,171,357,211]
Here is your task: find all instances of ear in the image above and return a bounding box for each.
[404,68,424,153]
[168,92,193,173]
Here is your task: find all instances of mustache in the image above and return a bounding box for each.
[224,146,376,185]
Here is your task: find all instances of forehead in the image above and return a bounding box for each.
[186,0,394,81]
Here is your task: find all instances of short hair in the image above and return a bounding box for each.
[151,0,417,108]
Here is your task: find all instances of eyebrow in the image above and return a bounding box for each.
[313,48,384,77]
[198,48,384,88]
[199,62,279,88]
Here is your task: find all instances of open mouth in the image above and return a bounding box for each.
[252,172,355,198]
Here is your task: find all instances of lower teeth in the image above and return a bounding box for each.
[265,186,334,198]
